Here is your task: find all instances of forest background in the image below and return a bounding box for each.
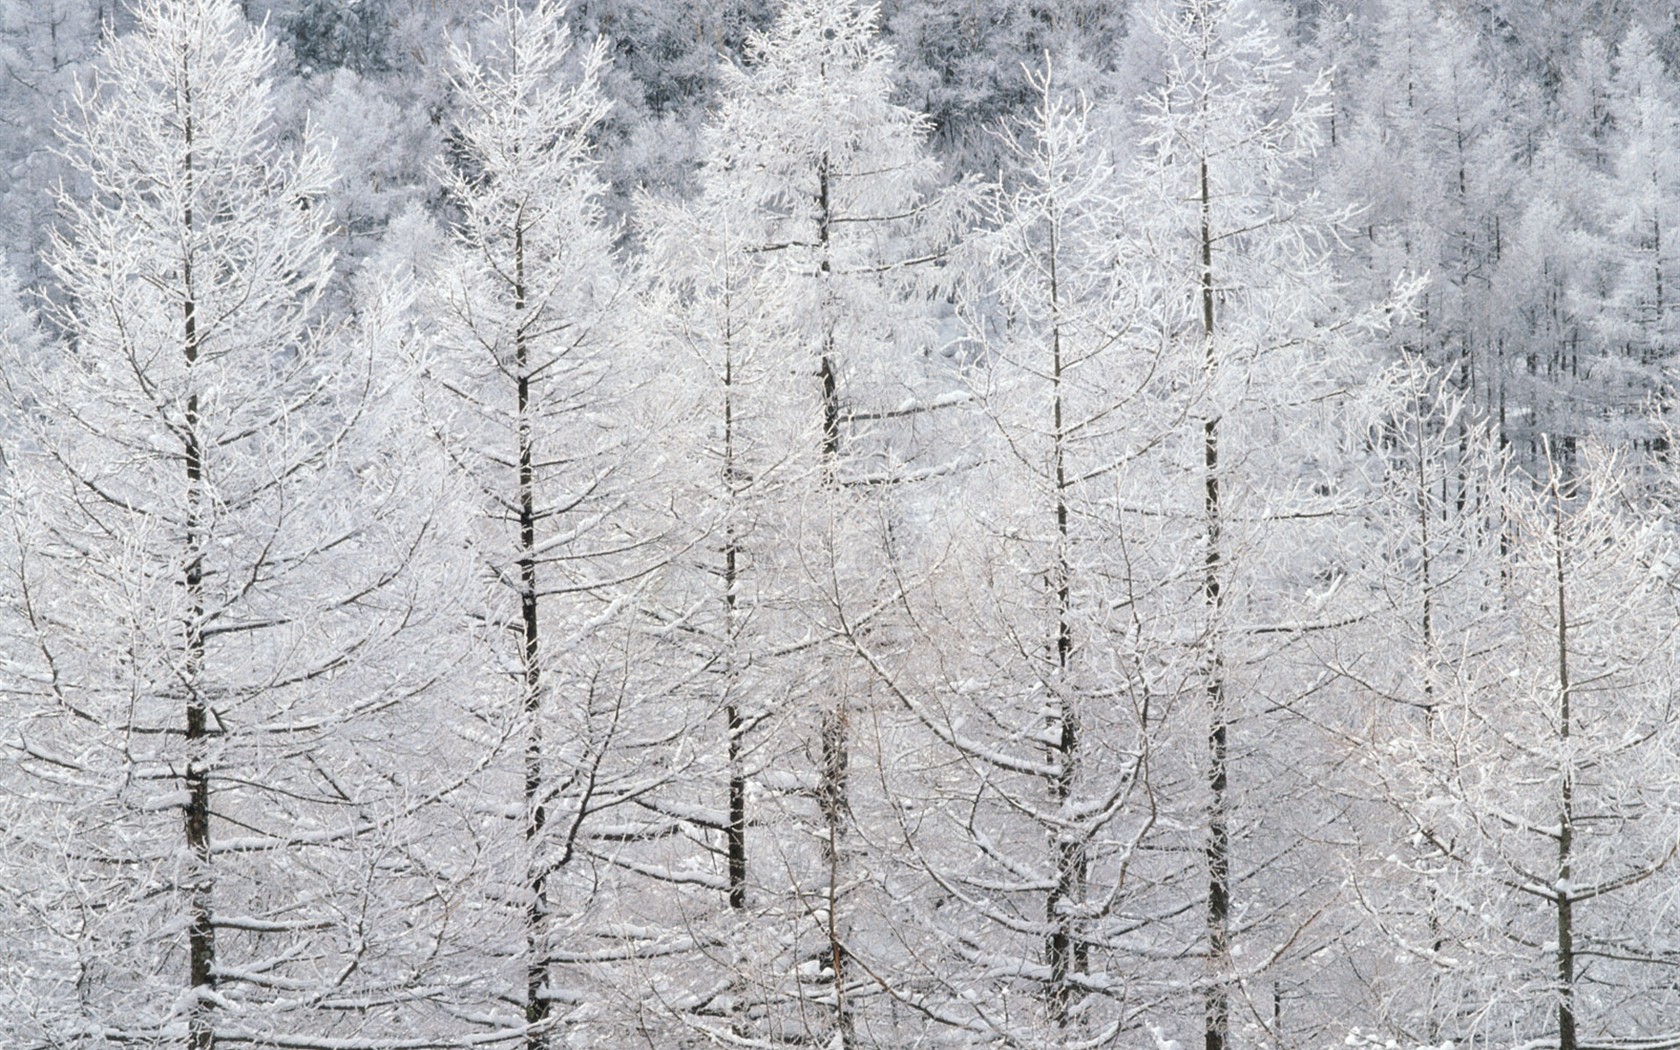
[5,0,1680,1048]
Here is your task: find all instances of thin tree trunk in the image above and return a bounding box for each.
[1550,472,1577,1050]
[1045,213,1085,1027]
[1199,151,1232,1050]
[515,222,551,1050]
[723,353,748,914]
[814,151,853,1047]
[1415,405,1445,1045]
[718,332,750,1040]
[180,71,216,1050]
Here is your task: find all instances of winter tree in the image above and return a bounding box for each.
[1368,442,1680,1050]
[422,3,686,1045]
[0,1,481,1046]
[635,0,961,1042]
[1328,0,1516,442]
[0,0,100,275]
[1126,0,1406,1042]
[846,68,1183,1043]
[1591,24,1680,445]
[1341,359,1512,1042]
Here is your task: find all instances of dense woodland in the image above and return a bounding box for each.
[5,0,1680,1048]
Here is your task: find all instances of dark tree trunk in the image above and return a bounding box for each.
[515,223,552,1050]
[1045,211,1086,1027]
[180,74,216,1050]
[723,354,748,914]
[814,151,853,1047]
[1199,151,1232,1050]
[1550,475,1577,1050]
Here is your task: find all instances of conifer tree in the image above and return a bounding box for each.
[853,69,1181,1043]
[1129,0,1404,1042]
[424,3,681,1045]
[637,0,958,1042]
[0,2,476,1046]
[1370,443,1680,1050]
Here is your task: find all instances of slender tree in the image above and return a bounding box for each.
[1343,359,1511,1043]
[637,179,813,1041]
[1593,25,1680,445]
[845,68,1180,1043]
[1370,442,1680,1048]
[636,0,959,1042]
[1130,0,1405,1042]
[0,0,99,275]
[1329,0,1515,437]
[424,4,681,1045]
[0,2,477,1046]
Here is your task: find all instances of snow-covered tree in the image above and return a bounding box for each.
[846,68,1182,1043]
[634,0,962,1042]
[882,0,1126,174]
[1369,443,1680,1050]
[0,0,100,275]
[1340,359,1513,1042]
[1592,25,1680,444]
[1328,0,1516,437]
[284,0,393,74]
[422,3,684,1045]
[0,2,479,1046]
[1126,0,1406,1042]
[307,66,444,287]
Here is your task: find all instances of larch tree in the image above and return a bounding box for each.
[636,170,817,1043]
[1486,144,1599,470]
[1342,359,1512,1044]
[636,0,960,1042]
[1592,24,1680,445]
[1328,0,1515,442]
[423,2,681,1045]
[1370,443,1680,1050]
[880,0,1127,174]
[0,0,100,276]
[850,68,1183,1043]
[1487,33,1628,469]
[1127,0,1405,1043]
[947,70,1152,1037]
[0,1,480,1047]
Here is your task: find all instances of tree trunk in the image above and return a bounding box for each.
[1415,410,1445,1046]
[515,222,551,1050]
[814,151,853,1047]
[723,354,748,914]
[180,76,216,1050]
[1551,473,1577,1050]
[1045,214,1085,1027]
[1200,151,1232,1050]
